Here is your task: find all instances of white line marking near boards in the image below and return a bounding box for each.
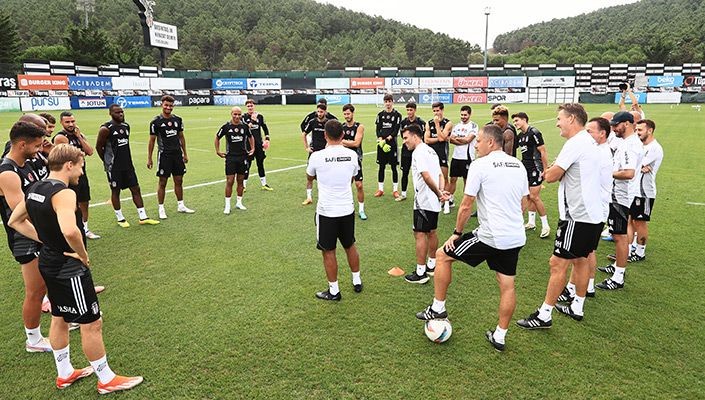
[686,202,705,206]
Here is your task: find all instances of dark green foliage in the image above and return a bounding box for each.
[0,12,21,64]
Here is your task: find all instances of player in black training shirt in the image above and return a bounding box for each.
[397,102,425,202]
[300,98,337,134]
[147,95,195,220]
[9,143,143,394]
[216,106,255,214]
[301,103,331,205]
[54,111,99,239]
[512,112,550,238]
[96,105,159,228]
[243,99,273,191]
[374,94,402,199]
[491,105,518,158]
[341,103,367,220]
[0,120,52,352]
[424,101,453,210]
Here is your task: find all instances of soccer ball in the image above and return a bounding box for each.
[424,319,452,343]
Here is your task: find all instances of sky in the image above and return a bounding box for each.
[315,0,639,49]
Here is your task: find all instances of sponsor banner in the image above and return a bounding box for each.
[392,93,419,104]
[316,94,350,105]
[17,74,69,90]
[486,92,528,103]
[385,77,419,89]
[453,93,487,104]
[487,76,526,88]
[527,76,575,88]
[106,96,152,108]
[150,21,179,50]
[0,75,18,90]
[70,97,107,109]
[212,78,247,90]
[184,79,213,90]
[646,92,682,104]
[453,76,488,88]
[111,76,150,90]
[150,77,185,90]
[419,77,454,89]
[6,90,29,97]
[647,75,684,88]
[350,78,385,89]
[247,78,281,90]
[185,94,213,106]
[0,97,21,112]
[613,92,647,104]
[420,93,453,104]
[350,94,383,104]
[68,76,112,91]
[20,96,71,111]
[683,75,704,87]
[316,78,350,89]
[213,95,248,106]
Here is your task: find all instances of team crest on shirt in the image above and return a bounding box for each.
[168,121,172,126]
[91,302,99,315]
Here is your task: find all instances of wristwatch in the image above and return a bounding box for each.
[452,229,462,236]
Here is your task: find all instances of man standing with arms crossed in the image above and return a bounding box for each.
[402,124,448,284]
[424,102,453,211]
[374,94,402,199]
[96,104,159,227]
[242,99,273,191]
[415,124,528,352]
[301,103,330,205]
[341,103,367,220]
[53,111,99,239]
[446,105,478,214]
[491,106,518,157]
[147,95,195,219]
[216,107,255,214]
[307,120,362,300]
[397,102,425,202]
[10,143,143,394]
[517,104,604,328]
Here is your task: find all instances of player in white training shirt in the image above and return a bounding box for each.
[445,105,478,215]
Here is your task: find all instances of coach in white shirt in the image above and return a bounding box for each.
[517,103,605,330]
[306,120,362,301]
[416,124,528,352]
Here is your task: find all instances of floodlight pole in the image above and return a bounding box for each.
[483,7,490,71]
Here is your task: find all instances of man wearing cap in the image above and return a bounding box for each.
[596,111,644,290]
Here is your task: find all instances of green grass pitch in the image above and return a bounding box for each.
[0,103,703,398]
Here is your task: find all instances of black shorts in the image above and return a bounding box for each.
[376,145,398,166]
[431,147,449,168]
[449,158,470,178]
[354,159,363,182]
[107,168,138,190]
[553,219,604,259]
[629,197,655,221]
[413,209,439,233]
[40,263,101,324]
[400,155,412,172]
[225,157,248,176]
[248,138,267,163]
[70,174,90,202]
[316,213,355,251]
[608,203,630,235]
[11,235,40,264]
[526,167,544,187]
[445,231,522,276]
[157,153,186,177]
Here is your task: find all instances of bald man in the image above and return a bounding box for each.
[215,107,255,214]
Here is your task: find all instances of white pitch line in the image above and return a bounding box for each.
[686,202,705,206]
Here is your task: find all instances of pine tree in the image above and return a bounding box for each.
[0,12,21,65]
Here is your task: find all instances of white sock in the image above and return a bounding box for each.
[566,282,576,296]
[158,204,165,211]
[236,196,243,206]
[393,182,398,191]
[401,191,407,197]
[537,302,553,321]
[571,295,585,315]
[358,202,365,213]
[528,211,536,225]
[83,221,89,233]
[636,244,646,257]
[416,263,426,276]
[53,345,74,379]
[306,189,312,199]
[243,179,248,188]
[225,197,231,208]
[632,233,638,246]
[114,209,125,221]
[493,325,507,344]
[611,267,626,284]
[540,215,548,227]
[427,257,436,269]
[177,200,184,208]
[328,280,339,295]
[352,271,361,285]
[25,326,42,345]
[378,182,384,191]
[137,207,147,220]
[431,297,446,313]
[89,355,116,384]
[260,176,267,186]
[588,278,595,293]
